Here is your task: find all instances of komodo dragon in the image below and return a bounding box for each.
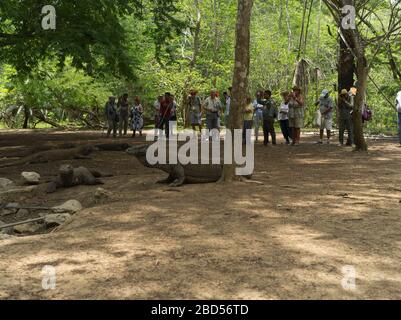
[2,143,76,159]
[46,164,109,193]
[127,144,241,187]
[0,145,97,168]
[95,143,132,151]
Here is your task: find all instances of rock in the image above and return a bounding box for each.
[1,202,20,216]
[94,187,112,200]
[16,209,30,219]
[13,222,42,234]
[0,219,13,235]
[52,200,82,213]
[0,233,16,240]
[21,172,41,185]
[44,213,72,228]
[0,185,38,196]
[0,178,15,190]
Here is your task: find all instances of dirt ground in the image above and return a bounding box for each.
[0,129,400,300]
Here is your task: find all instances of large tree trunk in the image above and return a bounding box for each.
[338,35,355,92]
[220,0,253,182]
[352,55,368,151]
[183,0,202,128]
[340,0,367,151]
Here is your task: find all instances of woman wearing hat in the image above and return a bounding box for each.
[288,86,305,145]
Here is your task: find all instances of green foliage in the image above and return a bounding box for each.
[0,0,400,133]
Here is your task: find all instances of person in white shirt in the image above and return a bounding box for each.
[253,91,264,142]
[396,91,401,146]
[278,91,291,144]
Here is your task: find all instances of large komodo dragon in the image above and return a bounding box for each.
[47,164,109,193]
[127,144,251,187]
[0,145,97,168]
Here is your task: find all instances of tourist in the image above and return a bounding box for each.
[253,91,264,142]
[397,91,401,146]
[278,91,290,145]
[154,95,163,128]
[188,90,202,133]
[159,92,173,138]
[262,90,278,145]
[118,93,130,137]
[105,96,118,138]
[130,96,144,137]
[315,89,334,144]
[288,86,305,145]
[338,89,354,146]
[243,96,254,145]
[203,89,222,132]
[223,88,231,126]
[170,95,178,122]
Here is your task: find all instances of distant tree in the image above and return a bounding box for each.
[0,0,184,78]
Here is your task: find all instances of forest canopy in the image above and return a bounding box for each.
[0,0,400,134]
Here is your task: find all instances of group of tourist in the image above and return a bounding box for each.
[104,94,144,138]
[104,87,401,147]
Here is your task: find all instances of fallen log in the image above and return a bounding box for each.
[0,217,45,230]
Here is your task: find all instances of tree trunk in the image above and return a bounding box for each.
[220,0,253,182]
[352,56,368,151]
[338,35,355,92]
[183,0,202,128]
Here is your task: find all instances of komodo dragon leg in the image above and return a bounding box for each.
[168,164,186,187]
[157,175,175,184]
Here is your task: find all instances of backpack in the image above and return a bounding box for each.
[362,104,372,122]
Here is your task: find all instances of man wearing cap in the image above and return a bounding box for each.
[338,89,354,146]
[104,96,118,138]
[315,89,334,144]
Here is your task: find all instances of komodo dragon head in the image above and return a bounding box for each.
[126,144,149,158]
[59,164,74,175]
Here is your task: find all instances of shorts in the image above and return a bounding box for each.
[190,112,201,125]
[320,118,332,130]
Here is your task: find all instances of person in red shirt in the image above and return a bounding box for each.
[158,92,173,138]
